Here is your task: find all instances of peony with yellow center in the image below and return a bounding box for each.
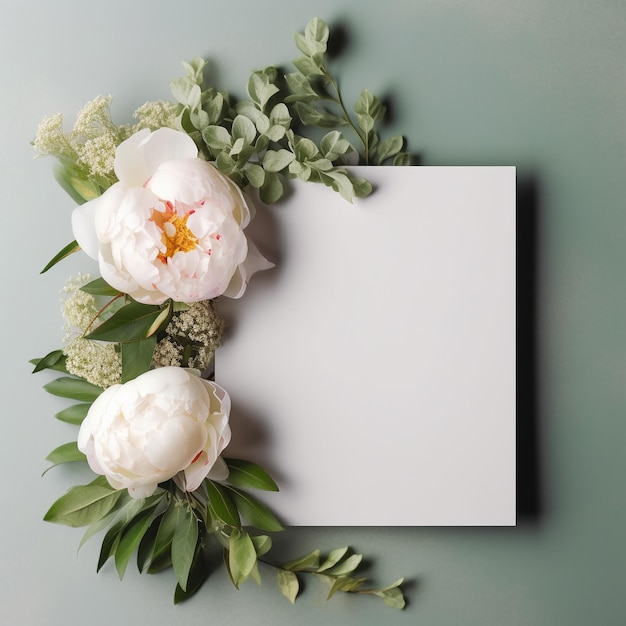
[71,128,272,304]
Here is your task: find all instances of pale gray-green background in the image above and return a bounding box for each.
[1,1,624,624]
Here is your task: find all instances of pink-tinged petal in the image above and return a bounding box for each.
[183,451,212,492]
[223,238,274,298]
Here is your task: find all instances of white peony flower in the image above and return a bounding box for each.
[72,127,272,304]
[77,367,231,498]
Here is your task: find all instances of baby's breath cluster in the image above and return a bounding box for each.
[152,300,225,371]
[133,100,178,131]
[34,96,179,188]
[61,274,121,388]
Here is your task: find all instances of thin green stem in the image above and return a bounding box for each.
[81,293,125,336]
[320,66,369,163]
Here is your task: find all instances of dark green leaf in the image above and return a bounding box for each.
[174,541,210,604]
[171,505,199,591]
[121,336,156,383]
[152,501,179,564]
[227,487,283,532]
[30,355,68,374]
[40,240,80,274]
[44,377,103,402]
[115,508,155,579]
[44,481,122,528]
[54,403,91,425]
[86,301,171,343]
[80,277,121,296]
[206,480,240,528]
[224,459,279,491]
[31,350,65,373]
[45,441,86,470]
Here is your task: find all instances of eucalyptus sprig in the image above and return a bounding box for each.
[169,17,409,203]
[286,17,411,167]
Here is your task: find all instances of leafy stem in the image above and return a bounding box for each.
[320,66,369,162]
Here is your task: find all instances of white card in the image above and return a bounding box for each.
[216,166,516,526]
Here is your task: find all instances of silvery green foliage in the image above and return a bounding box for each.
[170,18,409,204]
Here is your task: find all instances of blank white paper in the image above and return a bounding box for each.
[216,166,516,526]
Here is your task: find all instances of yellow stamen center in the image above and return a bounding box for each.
[151,209,198,263]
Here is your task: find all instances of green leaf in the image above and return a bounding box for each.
[376,135,404,164]
[206,480,240,528]
[202,125,232,151]
[44,480,122,528]
[269,103,292,129]
[45,441,86,470]
[295,102,344,128]
[327,575,367,599]
[31,350,65,374]
[325,553,363,576]
[30,355,68,374]
[393,152,412,166]
[174,541,210,604]
[171,505,199,591]
[40,240,80,274]
[292,56,324,78]
[96,495,154,570]
[354,89,386,133]
[244,163,265,188]
[294,17,329,59]
[228,529,257,586]
[53,163,101,204]
[251,534,272,557]
[80,277,121,297]
[86,301,171,343]
[247,68,280,112]
[121,336,156,383]
[259,172,284,204]
[282,549,320,572]
[43,377,103,402]
[54,403,91,425]
[262,149,295,173]
[224,459,279,491]
[320,131,353,160]
[316,546,349,572]
[150,500,178,566]
[115,508,155,579]
[232,115,257,146]
[371,579,406,609]
[284,73,319,103]
[79,493,132,550]
[324,170,356,203]
[351,176,373,198]
[227,487,283,532]
[277,569,299,604]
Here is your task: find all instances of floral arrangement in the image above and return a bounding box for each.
[32,18,409,609]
